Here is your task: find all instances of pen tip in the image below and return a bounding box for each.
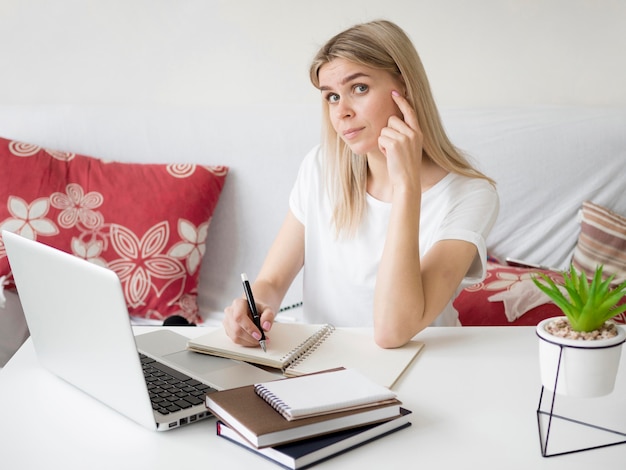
[260,340,267,353]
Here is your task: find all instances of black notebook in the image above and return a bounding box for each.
[216,408,412,469]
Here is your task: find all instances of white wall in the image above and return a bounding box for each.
[0,0,625,108]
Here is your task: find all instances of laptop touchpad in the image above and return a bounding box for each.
[163,350,239,374]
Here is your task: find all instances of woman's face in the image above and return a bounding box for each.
[318,58,405,157]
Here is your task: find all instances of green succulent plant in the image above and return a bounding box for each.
[532,265,626,332]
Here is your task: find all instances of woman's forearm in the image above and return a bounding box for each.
[373,188,426,347]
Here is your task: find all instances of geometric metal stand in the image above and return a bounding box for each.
[536,342,626,457]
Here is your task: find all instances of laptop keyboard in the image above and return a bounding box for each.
[140,353,217,416]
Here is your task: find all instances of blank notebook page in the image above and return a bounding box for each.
[284,328,423,388]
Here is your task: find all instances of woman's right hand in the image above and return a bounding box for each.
[222,209,303,347]
[222,297,275,347]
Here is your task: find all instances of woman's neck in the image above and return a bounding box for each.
[366,153,448,202]
[366,154,393,202]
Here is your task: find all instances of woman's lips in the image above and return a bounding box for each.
[342,127,364,140]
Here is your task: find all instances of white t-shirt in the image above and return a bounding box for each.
[289,145,499,327]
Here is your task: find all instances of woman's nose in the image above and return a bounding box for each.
[335,99,354,119]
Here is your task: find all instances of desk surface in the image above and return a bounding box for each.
[1,326,625,469]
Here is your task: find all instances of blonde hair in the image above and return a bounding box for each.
[309,20,494,237]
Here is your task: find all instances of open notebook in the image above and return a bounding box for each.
[187,323,423,388]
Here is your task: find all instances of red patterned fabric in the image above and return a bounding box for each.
[456,261,562,326]
[0,136,228,324]
[455,261,626,326]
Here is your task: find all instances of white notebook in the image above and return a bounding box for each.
[187,323,424,388]
[254,368,398,420]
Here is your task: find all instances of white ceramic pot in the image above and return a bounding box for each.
[536,317,626,398]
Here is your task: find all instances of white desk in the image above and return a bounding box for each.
[1,326,625,469]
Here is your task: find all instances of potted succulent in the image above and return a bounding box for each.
[533,265,626,397]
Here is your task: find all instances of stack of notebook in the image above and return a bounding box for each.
[205,368,412,469]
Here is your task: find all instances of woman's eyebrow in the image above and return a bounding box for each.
[320,72,371,91]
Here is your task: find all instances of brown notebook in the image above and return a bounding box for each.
[205,382,402,448]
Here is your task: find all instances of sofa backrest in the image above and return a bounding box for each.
[1,105,624,322]
[441,106,626,270]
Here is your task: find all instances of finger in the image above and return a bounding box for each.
[241,321,264,346]
[378,131,407,158]
[259,306,275,332]
[237,299,275,346]
[224,299,264,346]
[391,90,419,131]
[385,115,411,135]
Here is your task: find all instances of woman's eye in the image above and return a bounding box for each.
[354,84,368,94]
[325,93,340,104]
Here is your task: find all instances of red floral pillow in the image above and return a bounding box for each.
[455,260,626,326]
[0,136,228,324]
[456,261,564,326]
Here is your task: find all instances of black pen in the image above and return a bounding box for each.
[241,273,266,352]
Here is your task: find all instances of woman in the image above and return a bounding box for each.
[224,20,499,348]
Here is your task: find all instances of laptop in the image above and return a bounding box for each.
[2,230,278,431]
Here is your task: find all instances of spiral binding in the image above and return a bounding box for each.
[254,384,292,419]
[280,324,335,372]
